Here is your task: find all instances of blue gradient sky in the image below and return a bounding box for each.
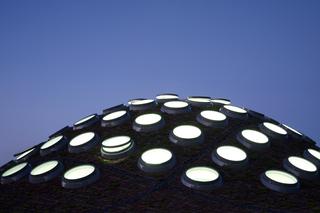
[0,0,319,165]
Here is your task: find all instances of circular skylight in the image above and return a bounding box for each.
[68,132,98,153]
[101,136,135,159]
[128,99,156,111]
[41,136,63,150]
[223,105,247,113]
[73,114,98,130]
[74,114,96,126]
[187,96,212,107]
[181,166,222,190]
[103,110,127,121]
[156,94,179,103]
[129,99,154,105]
[1,162,31,184]
[101,110,129,127]
[283,156,318,180]
[133,113,164,132]
[31,161,59,176]
[161,101,190,114]
[237,129,269,151]
[260,170,299,193]
[29,160,63,184]
[62,164,100,189]
[40,135,67,156]
[212,146,248,169]
[220,105,248,120]
[283,124,303,136]
[304,149,320,168]
[187,97,211,103]
[260,122,288,138]
[211,99,231,105]
[197,110,227,128]
[15,148,36,162]
[170,125,203,146]
[138,148,175,173]
[164,101,189,108]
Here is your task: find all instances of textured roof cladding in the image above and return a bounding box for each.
[0,97,320,213]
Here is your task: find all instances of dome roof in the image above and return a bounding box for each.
[0,94,319,212]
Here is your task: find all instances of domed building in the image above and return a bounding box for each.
[0,94,319,212]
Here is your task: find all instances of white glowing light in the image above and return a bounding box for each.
[156,94,179,100]
[200,110,226,121]
[288,156,317,172]
[74,114,96,125]
[241,130,269,144]
[102,136,131,147]
[187,97,211,103]
[129,99,154,105]
[1,162,28,177]
[64,165,95,180]
[135,114,162,125]
[186,167,219,182]
[15,148,35,160]
[30,160,59,176]
[216,146,247,161]
[173,125,202,139]
[141,148,173,165]
[102,136,132,153]
[283,124,303,136]
[164,101,189,108]
[308,149,320,160]
[263,122,287,135]
[102,143,132,153]
[223,105,247,114]
[211,99,231,105]
[102,110,127,121]
[265,170,298,184]
[69,132,95,146]
[41,136,63,150]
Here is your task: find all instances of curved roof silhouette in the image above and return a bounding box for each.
[0,94,319,213]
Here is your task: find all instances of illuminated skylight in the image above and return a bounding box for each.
[161,101,190,114]
[74,114,96,126]
[29,160,63,184]
[260,170,299,193]
[156,94,179,103]
[237,129,269,151]
[73,114,99,130]
[187,96,212,107]
[283,156,318,180]
[304,148,320,168]
[170,125,203,146]
[283,124,303,136]
[101,136,134,159]
[40,135,67,156]
[138,148,175,173]
[1,162,31,184]
[197,110,227,128]
[68,132,98,153]
[181,166,222,190]
[15,148,36,162]
[220,105,248,120]
[101,110,129,127]
[62,164,99,189]
[212,146,248,168]
[133,113,164,132]
[211,99,231,105]
[128,99,156,111]
[260,122,287,138]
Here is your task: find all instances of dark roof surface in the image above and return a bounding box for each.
[0,97,319,213]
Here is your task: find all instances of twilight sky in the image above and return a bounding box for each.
[0,0,319,165]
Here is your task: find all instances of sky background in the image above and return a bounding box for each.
[0,0,319,165]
